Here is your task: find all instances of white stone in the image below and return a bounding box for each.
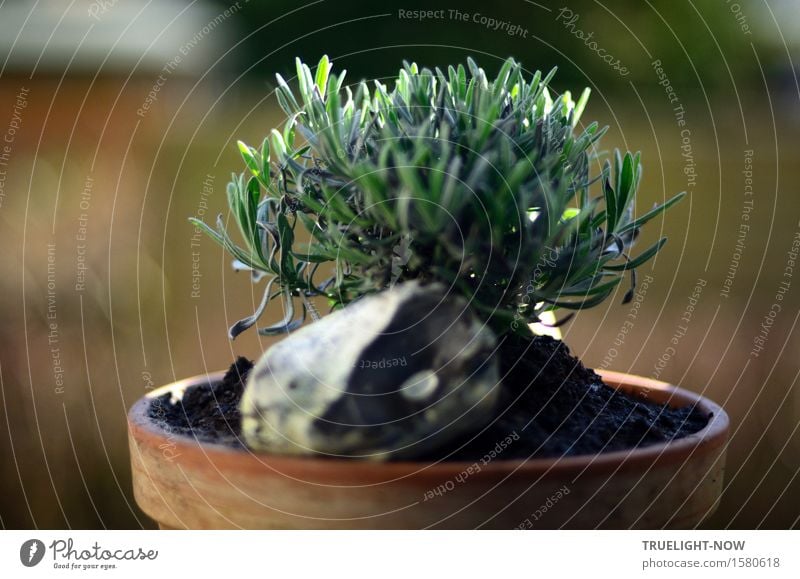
[240,281,500,460]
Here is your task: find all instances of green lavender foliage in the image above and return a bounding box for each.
[190,56,684,339]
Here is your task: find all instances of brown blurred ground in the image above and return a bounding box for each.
[0,66,798,529]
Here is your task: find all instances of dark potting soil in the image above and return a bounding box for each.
[148,336,710,458]
[440,333,710,460]
[148,357,252,447]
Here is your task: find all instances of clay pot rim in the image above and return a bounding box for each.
[128,370,728,483]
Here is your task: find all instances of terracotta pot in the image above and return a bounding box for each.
[128,370,728,529]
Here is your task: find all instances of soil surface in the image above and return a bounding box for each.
[440,334,710,460]
[149,357,251,447]
[149,335,710,458]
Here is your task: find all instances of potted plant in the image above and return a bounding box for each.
[128,56,728,529]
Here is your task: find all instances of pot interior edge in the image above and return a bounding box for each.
[128,370,729,474]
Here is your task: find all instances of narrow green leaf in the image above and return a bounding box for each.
[602,162,617,228]
[229,277,277,339]
[604,237,668,271]
[238,141,260,178]
[572,87,590,127]
[315,55,331,99]
[618,192,686,235]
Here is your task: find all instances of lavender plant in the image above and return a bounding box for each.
[191,56,683,339]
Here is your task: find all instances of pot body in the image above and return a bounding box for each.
[128,371,728,529]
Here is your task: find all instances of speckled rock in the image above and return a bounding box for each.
[240,282,500,460]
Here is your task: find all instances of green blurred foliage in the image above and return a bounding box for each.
[221,0,778,92]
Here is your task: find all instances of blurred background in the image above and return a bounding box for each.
[0,0,798,529]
